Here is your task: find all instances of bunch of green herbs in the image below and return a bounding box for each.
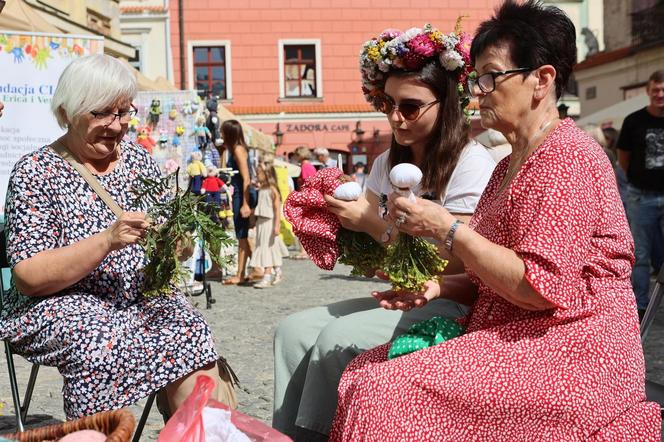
[132,169,235,296]
[383,233,448,292]
[336,228,387,277]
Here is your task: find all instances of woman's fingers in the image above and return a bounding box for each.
[323,194,344,208]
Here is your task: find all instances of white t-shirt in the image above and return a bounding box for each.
[366,140,496,214]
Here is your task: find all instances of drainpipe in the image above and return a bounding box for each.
[178,0,185,89]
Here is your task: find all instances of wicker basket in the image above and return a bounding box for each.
[2,408,136,442]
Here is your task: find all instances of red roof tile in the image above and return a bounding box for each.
[574,47,632,72]
[120,5,166,13]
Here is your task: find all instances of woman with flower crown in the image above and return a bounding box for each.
[331,1,661,440]
[273,22,496,440]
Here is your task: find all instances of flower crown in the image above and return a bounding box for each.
[359,19,474,112]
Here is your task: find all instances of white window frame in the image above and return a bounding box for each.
[278,39,323,99]
[187,40,233,100]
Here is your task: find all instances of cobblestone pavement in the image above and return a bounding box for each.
[1,260,663,440]
[0,258,387,440]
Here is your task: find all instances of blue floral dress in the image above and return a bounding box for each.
[0,141,218,419]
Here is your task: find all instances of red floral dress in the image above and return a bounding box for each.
[330,119,662,441]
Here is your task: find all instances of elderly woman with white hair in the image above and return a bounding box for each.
[0,54,236,420]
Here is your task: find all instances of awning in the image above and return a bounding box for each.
[575,94,649,130]
[0,0,60,33]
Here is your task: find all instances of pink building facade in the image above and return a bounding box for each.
[169,0,499,170]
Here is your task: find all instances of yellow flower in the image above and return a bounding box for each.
[367,45,381,62]
[428,30,446,46]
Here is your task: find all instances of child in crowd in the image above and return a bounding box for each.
[250,163,285,288]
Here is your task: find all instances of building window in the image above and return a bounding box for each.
[87,9,111,36]
[129,46,141,72]
[279,40,322,99]
[193,46,227,99]
[585,86,597,100]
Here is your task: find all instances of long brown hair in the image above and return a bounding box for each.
[387,62,469,198]
[219,119,248,160]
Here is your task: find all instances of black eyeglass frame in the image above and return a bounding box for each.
[467,68,532,96]
[377,97,440,121]
[90,105,138,125]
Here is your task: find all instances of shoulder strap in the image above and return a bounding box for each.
[51,140,124,219]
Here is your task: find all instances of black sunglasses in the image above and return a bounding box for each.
[377,97,440,121]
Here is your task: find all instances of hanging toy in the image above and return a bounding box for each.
[175,125,185,136]
[191,95,201,112]
[158,131,169,149]
[128,116,139,133]
[172,134,181,148]
[168,104,178,120]
[147,99,161,129]
[136,126,156,155]
[163,158,180,175]
[182,101,193,115]
[192,116,212,151]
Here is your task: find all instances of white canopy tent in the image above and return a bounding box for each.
[574,94,649,130]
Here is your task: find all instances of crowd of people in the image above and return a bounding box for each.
[0,0,663,440]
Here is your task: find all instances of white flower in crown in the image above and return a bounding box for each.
[402,27,423,42]
[444,34,460,51]
[439,49,464,71]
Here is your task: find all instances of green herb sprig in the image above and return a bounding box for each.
[383,233,448,292]
[132,169,235,296]
[336,228,387,277]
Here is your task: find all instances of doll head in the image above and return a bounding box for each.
[196,116,206,126]
[207,165,219,177]
[175,125,185,136]
[191,151,203,162]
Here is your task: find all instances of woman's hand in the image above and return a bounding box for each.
[372,277,442,311]
[323,194,372,232]
[105,211,150,251]
[273,222,281,237]
[240,203,251,218]
[387,193,455,239]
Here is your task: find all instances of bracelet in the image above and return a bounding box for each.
[443,220,464,252]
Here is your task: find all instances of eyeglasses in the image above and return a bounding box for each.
[90,105,138,125]
[467,68,532,97]
[377,98,440,121]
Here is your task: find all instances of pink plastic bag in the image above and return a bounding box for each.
[158,375,292,442]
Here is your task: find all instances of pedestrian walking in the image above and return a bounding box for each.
[617,69,664,318]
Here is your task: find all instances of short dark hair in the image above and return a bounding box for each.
[649,70,664,84]
[470,0,577,99]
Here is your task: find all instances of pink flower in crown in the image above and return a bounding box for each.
[456,32,473,65]
[380,29,403,41]
[407,34,439,58]
[402,50,425,70]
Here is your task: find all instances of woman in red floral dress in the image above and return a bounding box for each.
[330,1,662,440]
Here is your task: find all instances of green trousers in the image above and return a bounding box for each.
[272,297,467,436]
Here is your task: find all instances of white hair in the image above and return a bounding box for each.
[581,124,607,148]
[313,147,329,157]
[51,54,137,128]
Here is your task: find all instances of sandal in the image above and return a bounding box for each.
[291,254,309,260]
[222,276,248,285]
